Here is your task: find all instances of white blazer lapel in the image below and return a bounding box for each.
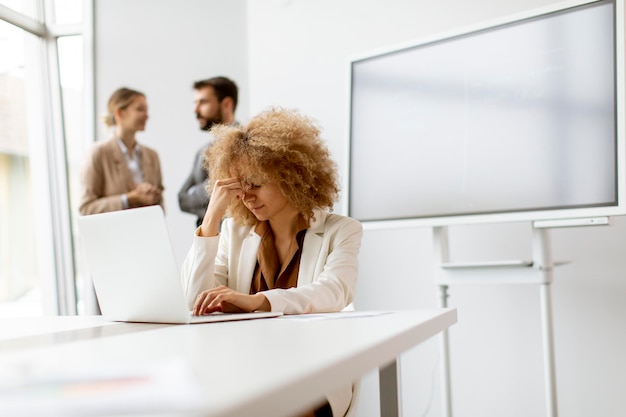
[298,210,327,285]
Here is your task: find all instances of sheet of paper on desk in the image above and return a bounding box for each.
[0,357,210,416]
[279,311,394,321]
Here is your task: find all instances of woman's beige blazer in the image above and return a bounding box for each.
[79,138,164,215]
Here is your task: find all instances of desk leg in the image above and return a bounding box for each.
[379,359,401,417]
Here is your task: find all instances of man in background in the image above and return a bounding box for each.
[178,76,239,227]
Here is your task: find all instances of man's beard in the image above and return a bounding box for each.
[198,109,223,131]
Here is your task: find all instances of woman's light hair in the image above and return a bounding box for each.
[205,108,339,226]
[101,87,145,128]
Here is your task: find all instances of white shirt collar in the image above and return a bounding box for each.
[116,137,142,156]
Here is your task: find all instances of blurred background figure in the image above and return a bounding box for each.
[79,87,164,215]
[178,76,239,227]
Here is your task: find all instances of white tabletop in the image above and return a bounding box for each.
[0,309,457,417]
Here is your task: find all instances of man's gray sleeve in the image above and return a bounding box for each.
[178,148,209,219]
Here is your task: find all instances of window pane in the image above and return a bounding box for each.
[58,34,87,313]
[52,0,82,24]
[0,19,47,316]
[0,0,39,20]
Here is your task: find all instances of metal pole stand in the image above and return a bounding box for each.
[432,225,559,417]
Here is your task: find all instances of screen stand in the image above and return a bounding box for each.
[433,225,560,417]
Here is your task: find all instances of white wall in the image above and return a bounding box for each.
[94,1,626,416]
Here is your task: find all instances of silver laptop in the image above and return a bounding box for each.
[77,205,282,324]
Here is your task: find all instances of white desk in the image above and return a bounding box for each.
[0,309,457,417]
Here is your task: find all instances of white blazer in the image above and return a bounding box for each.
[180,209,363,417]
[180,209,362,314]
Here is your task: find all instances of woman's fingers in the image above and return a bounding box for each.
[193,286,227,315]
[202,178,244,230]
[214,177,244,198]
[193,286,253,315]
[200,291,224,314]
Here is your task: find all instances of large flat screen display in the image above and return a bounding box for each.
[349,0,626,226]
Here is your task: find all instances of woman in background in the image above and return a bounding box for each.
[79,87,163,215]
[181,108,363,417]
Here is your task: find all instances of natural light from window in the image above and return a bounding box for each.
[0,19,43,316]
[0,0,85,317]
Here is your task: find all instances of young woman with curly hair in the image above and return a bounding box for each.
[180,108,363,417]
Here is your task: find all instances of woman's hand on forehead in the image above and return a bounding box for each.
[200,177,244,237]
[213,177,244,200]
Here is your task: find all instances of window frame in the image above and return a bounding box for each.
[0,0,94,315]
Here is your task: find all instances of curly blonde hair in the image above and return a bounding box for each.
[204,108,339,226]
